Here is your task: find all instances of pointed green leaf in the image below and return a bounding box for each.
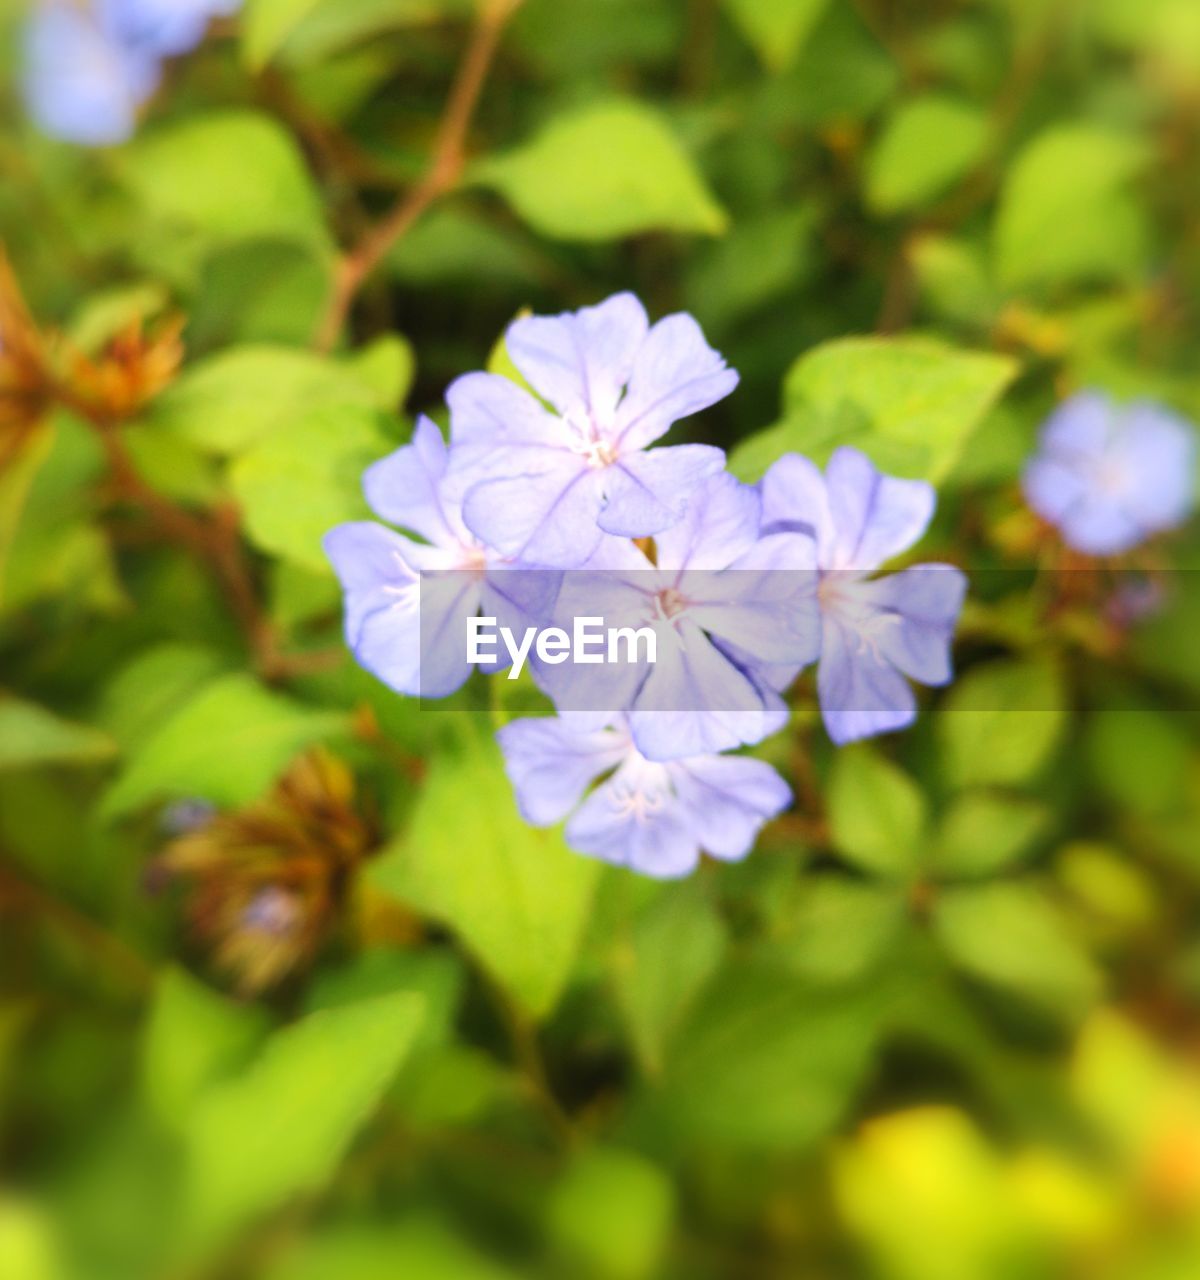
[369,720,600,1020]
[474,101,727,241]
[730,337,1017,484]
[184,993,425,1245]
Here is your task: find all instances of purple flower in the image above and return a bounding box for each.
[323,417,558,698]
[761,447,966,745]
[21,2,160,146]
[1023,391,1196,556]
[446,293,733,567]
[532,472,820,761]
[99,0,242,58]
[497,715,792,879]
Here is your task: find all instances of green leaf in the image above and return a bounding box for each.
[993,124,1150,291]
[1056,841,1157,932]
[369,720,601,1020]
[909,235,998,327]
[729,337,1017,484]
[275,0,463,67]
[611,881,727,1074]
[932,792,1050,879]
[770,877,907,984]
[547,1147,676,1280]
[1086,709,1191,817]
[651,963,887,1148]
[685,205,819,331]
[184,993,424,1246]
[242,0,324,69]
[388,206,550,288]
[1069,1011,1168,1158]
[933,882,1101,1017]
[231,406,391,571]
[122,111,331,254]
[0,426,56,607]
[0,696,118,771]
[721,0,830,70]
[306,949,464,1057]
[776,3,898,126]
[263,1219,521,1280]
[101,674,348,817]
[866,95,989,214]
[828,747,928,878]
[97,644,229,752]
[341,335,416,409]
[142,968,270,1129]
[150,341,409,456]
[937,659,1067,789]
[474,101,728,241]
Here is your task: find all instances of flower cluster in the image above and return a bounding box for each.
[21,0,240,146]
[327,294,973,878]
[327,296,1198,877]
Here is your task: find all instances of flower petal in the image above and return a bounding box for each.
[506,292,648,422]
[759,452,835,553]
[844,564,967,686]
[1039,390,1113,458]
[1121,401,1196,533]
[683,533,821,668]
[817,612,917,745]
[446,370,568,488]
[565,761,700,878]
[462,460,605,567]
[669,754,791,861]
[615,313,739,451]
[824,447,935,571]
[598,444,726,539]
[418,571,490,694]
[531,569,656,713]
[362,416,466,547]
[22,3,159,147]
[323,522,475,698]
[629,619,779,760]
[653,470,762,573]
[496,717,627,825]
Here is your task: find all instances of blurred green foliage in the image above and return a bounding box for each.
[2,1,1200,1278]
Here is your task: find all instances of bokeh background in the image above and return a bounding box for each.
[3,1,1200,1277]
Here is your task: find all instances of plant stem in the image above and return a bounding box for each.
[313,0,525,352]
[0,859,153,992]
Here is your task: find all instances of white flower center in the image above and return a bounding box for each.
[457,544,488,576]
[1091,455,1130,498]
[653,586,689,621]
[564,409,618,469]
[609,761,672,824]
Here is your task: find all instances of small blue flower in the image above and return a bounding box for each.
[761,447,966,745]
[532,472,820,761]
[1023,391,1197,556]
[323,417,558,698]
[497,714,792,879]
[446,293,733,567]
[22,1,161,146]
[98,0,242,58]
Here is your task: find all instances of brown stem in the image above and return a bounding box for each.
[313,0,525,352]
[0,859,153,991]
[55,370,279,674]
[93,420,276,669]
